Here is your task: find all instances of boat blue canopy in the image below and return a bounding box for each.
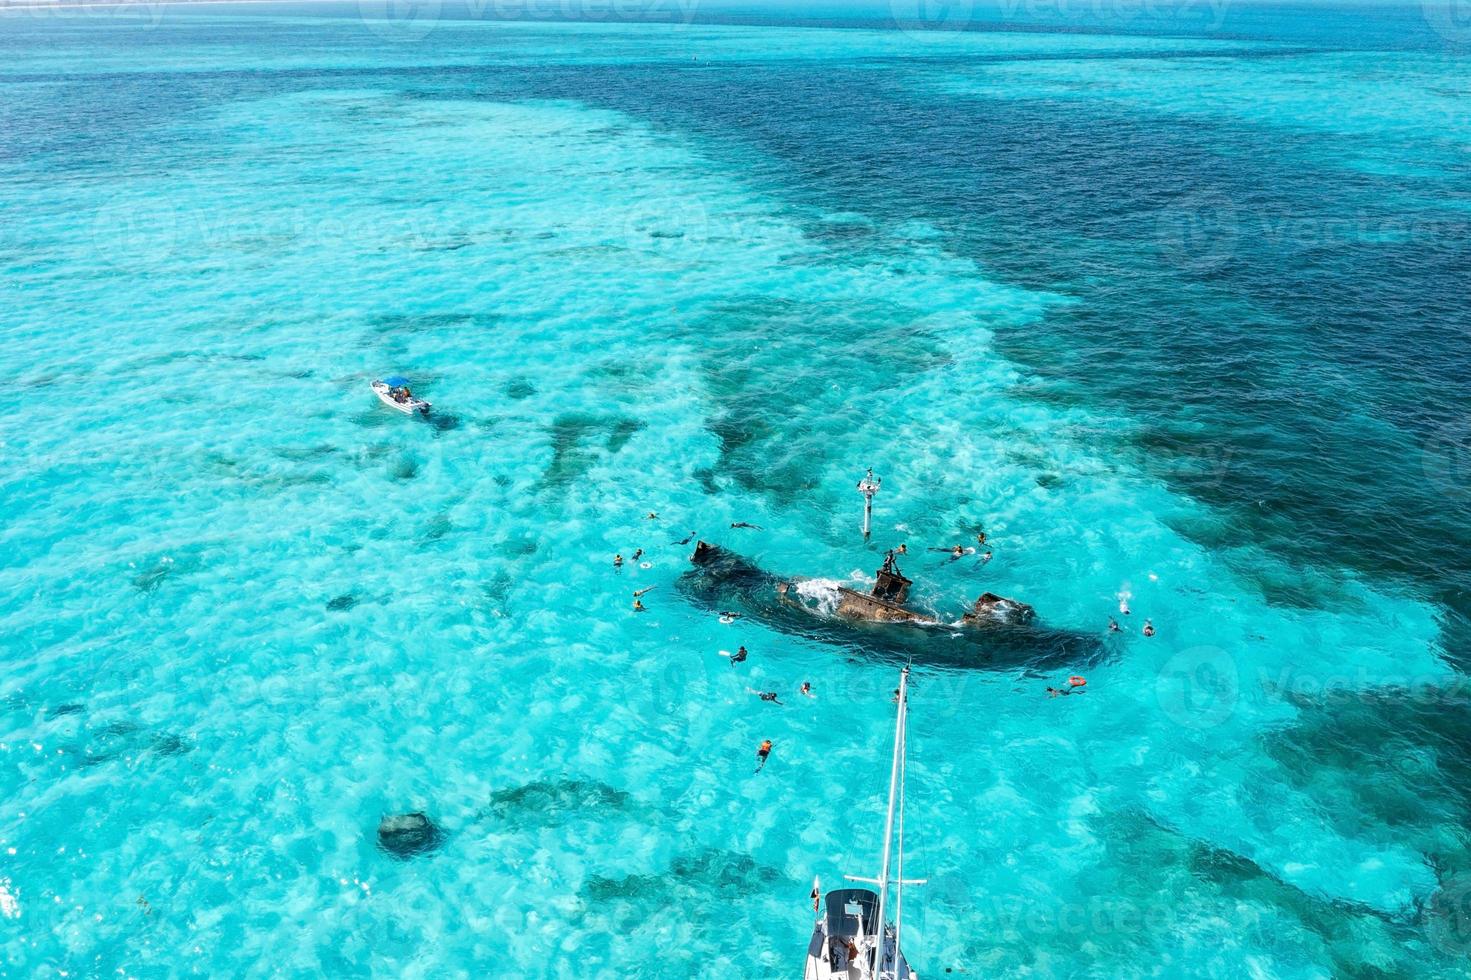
[383,375,411,388]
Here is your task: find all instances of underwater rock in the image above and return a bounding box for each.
[80,720,144,766]
[132,561,173,594]
[326,593,358,612]
[421,513,454,542]
[77,720,190,766]
[427,413,461,434]
[377,812,443,860]
[582,848,786,904]
[541,413,647,489]
[389,456,419,481]
[482,570,515,612]
[480,779,631,825]
[149,732,190,756]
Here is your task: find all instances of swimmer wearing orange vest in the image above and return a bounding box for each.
[755,739,773,772]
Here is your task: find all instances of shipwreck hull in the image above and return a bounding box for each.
[679,542,1102,671]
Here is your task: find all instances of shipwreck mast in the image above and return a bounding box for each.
[858,467,881,540]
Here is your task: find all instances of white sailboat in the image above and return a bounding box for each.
[804,666,923,980]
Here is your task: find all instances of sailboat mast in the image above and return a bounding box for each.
[872,666,909,977]
[894,703,908,968]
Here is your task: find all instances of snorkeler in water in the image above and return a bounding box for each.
[673,531,698,545]
[750,690,783,705]
[800,682,813,697]
[755,739,773,772]
[731,521,763,530]
[631,548,643,561]
[632,586,656,598]
[1143,620,1156,637]
[729,645,748,664]
[1108,617,1121,633]
[613,554,623,568]
[632,598,646,612]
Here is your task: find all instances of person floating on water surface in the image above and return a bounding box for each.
[1143,620,1156,637]
[896,543,908,555]
[800,682,814,698]
[755,739,773,772]
[976,530,986,546]
[631,548,643,561]
[673,531,697,545]
[730,645,748,664]
[613,554,623,568]
[1108,617,1121,633]
[646,512,659,520]
[731,521,763,530]
[750,689,783,705]
[632,586,655,598]
[980,550,993,564]
[632,598,646,612]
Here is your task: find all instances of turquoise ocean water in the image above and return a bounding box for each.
[2,1,1470,975]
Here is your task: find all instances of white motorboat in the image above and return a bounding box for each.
[803,666,922,980]
[371,377,430,416]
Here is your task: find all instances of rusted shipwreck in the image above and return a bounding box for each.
[681,542,1098,670]
[790,548,1037,628]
